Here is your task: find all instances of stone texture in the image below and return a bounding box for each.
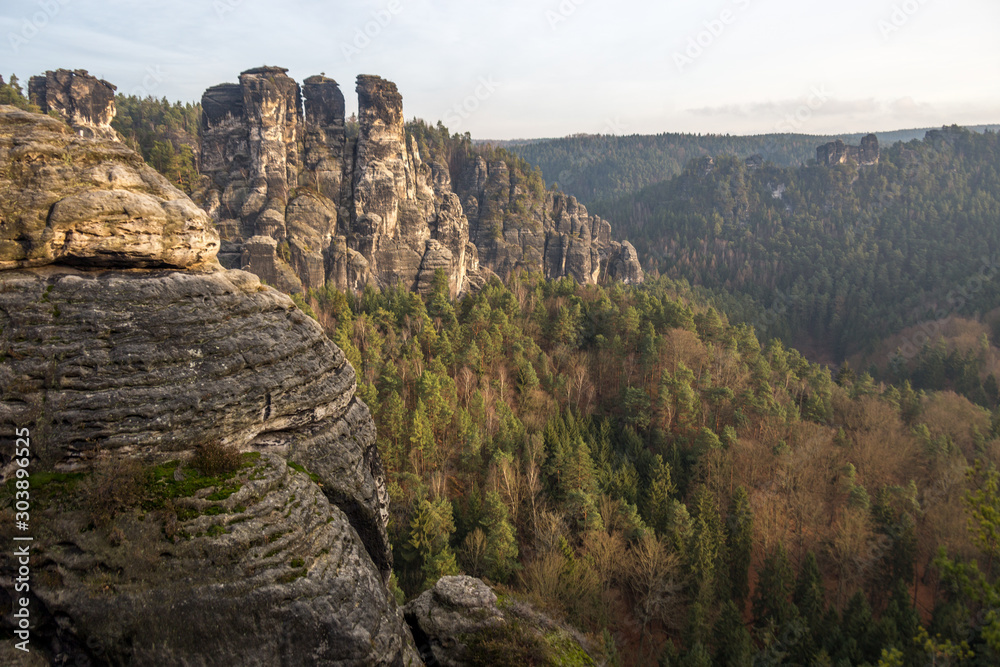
[816,134,879,166]
[28,69,117,140]
[456,157,636,285]
[240,235,304,293]
[607,240,645,285]
[0,110,418,664]
[302,75,347,204]
[198,67,639,297]
[0,106,219,270]
[404,576,503,666]
[0,266,416,665]
[404,576,594,667]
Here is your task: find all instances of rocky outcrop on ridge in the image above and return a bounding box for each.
[456,154,643,284]
[28,69,118,141]
[198,66,642,296]
[816,133,879,166]
[0,105,418,665]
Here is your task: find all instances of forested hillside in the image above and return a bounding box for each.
[591,127,1000,367]
[111,94,201,193]
[293,271,1000,665]
[507,126,1000,205]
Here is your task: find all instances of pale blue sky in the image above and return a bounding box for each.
[2,0,998,139]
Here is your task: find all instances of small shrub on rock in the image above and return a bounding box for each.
[191,441,242,477]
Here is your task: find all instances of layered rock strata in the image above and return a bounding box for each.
[0,106,217,270]
[0,105,417,665]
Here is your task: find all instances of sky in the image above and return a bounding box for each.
[2,0,999,140]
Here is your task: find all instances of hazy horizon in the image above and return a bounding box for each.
[3,0,999,140]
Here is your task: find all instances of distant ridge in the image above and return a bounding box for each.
[506,124,1000,204]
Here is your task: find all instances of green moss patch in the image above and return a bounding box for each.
[287,461,321,484]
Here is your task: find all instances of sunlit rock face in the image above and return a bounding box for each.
[199,66,641,296]
[28,69,118,141]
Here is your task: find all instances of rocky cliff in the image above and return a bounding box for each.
[28,70,118,141]
[816,133,879,166]
[456,154,644,284]
[0,105,419,665]
[199,66,642,296]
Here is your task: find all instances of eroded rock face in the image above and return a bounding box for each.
[0,266,416,664]
[456,158,639,284]
[404,576,594,667]
[607,240,645,285]
[816,134,879,166]
[28,69,117,140]
[0,106,219,270]
[198,67,639,297]
[0,109,417,665]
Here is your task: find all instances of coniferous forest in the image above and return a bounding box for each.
[12,75,1000,664]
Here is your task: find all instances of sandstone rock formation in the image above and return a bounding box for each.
[0,106,218,271]
[0,105,418,665]
[404,576,595,666]
[199,66,642,296]
[816,134,879,166]
[28,69,118,141]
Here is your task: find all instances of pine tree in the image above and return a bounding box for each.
[712,599,752,667]
[726,486,753,606]
[643,455,677,535]
[838,591,877,665]
[792,551,825,644]
[409,399,436,473]
[408,496,459,590]
[482,490,518,583]
[752,543,796,630]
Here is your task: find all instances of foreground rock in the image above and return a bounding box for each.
[404,576,595,666]
[0,106,417,665]
[0,105,219,270]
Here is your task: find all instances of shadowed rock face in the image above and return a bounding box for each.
[198,67,641,297]
[28,69,118,140]
[456,156,642,284]
[816,134,880,166]
[0,106,417,666]
[404,576,595,666]
[0,106,219,270]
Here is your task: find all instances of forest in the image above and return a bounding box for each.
[110,94,201,193]
[589,128,1000,368]
[293,272,1000,666]
[504,127,1000,206]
